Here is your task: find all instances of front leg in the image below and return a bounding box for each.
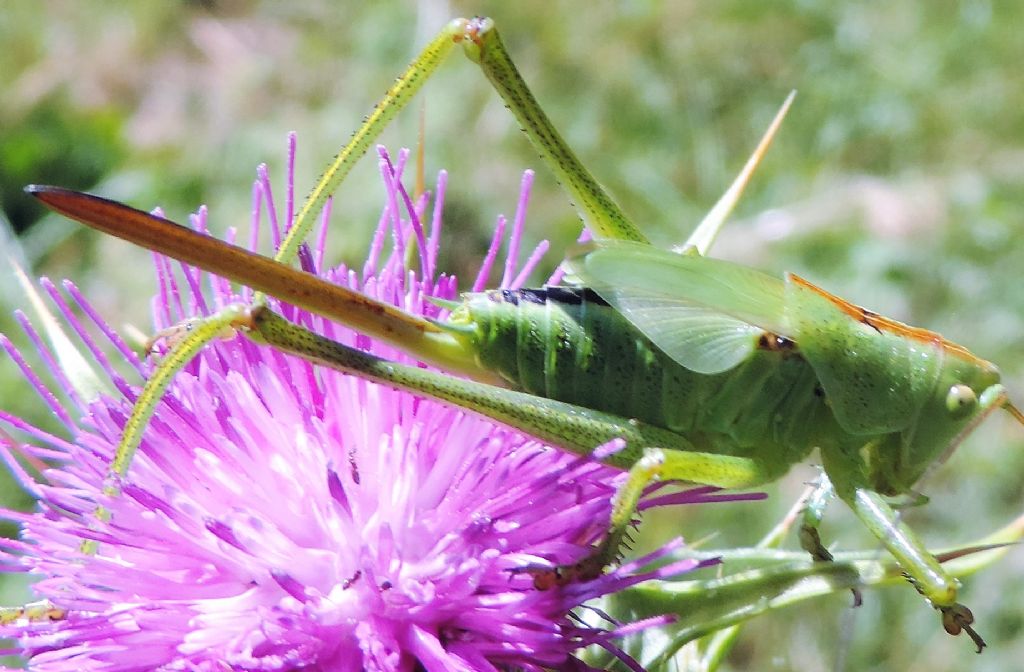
[798,471,836,563]
[847,487,984,652]
[798,472,863,606]
[822,448,985,652]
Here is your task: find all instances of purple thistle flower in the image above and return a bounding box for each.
[0,137,756,671]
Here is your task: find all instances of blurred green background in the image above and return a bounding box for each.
[2,1,1023,670]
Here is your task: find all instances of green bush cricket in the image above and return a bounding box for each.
[22,17,1024,654]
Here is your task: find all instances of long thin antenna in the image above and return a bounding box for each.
[1005,399,1024,425]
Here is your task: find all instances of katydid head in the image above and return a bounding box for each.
[896,353,1005,490]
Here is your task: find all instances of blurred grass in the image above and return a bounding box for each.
[1,1,1023,670]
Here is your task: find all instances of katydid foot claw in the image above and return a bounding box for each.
[145,319,200,355]
[799,524,863,606]
[514,532,625,589]
[516,554,607,590]
[798,524,834,563]
[146,308,249,355]
[940,603,986,653]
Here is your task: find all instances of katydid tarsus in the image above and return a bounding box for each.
[21,17,1024,653]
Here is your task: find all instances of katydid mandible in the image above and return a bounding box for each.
[26,17,1024,652]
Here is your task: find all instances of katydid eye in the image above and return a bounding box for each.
[945,384,977,414]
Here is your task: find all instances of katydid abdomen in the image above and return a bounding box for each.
[448,286,829,473]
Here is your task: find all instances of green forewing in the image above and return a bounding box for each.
[571,242,791,375]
